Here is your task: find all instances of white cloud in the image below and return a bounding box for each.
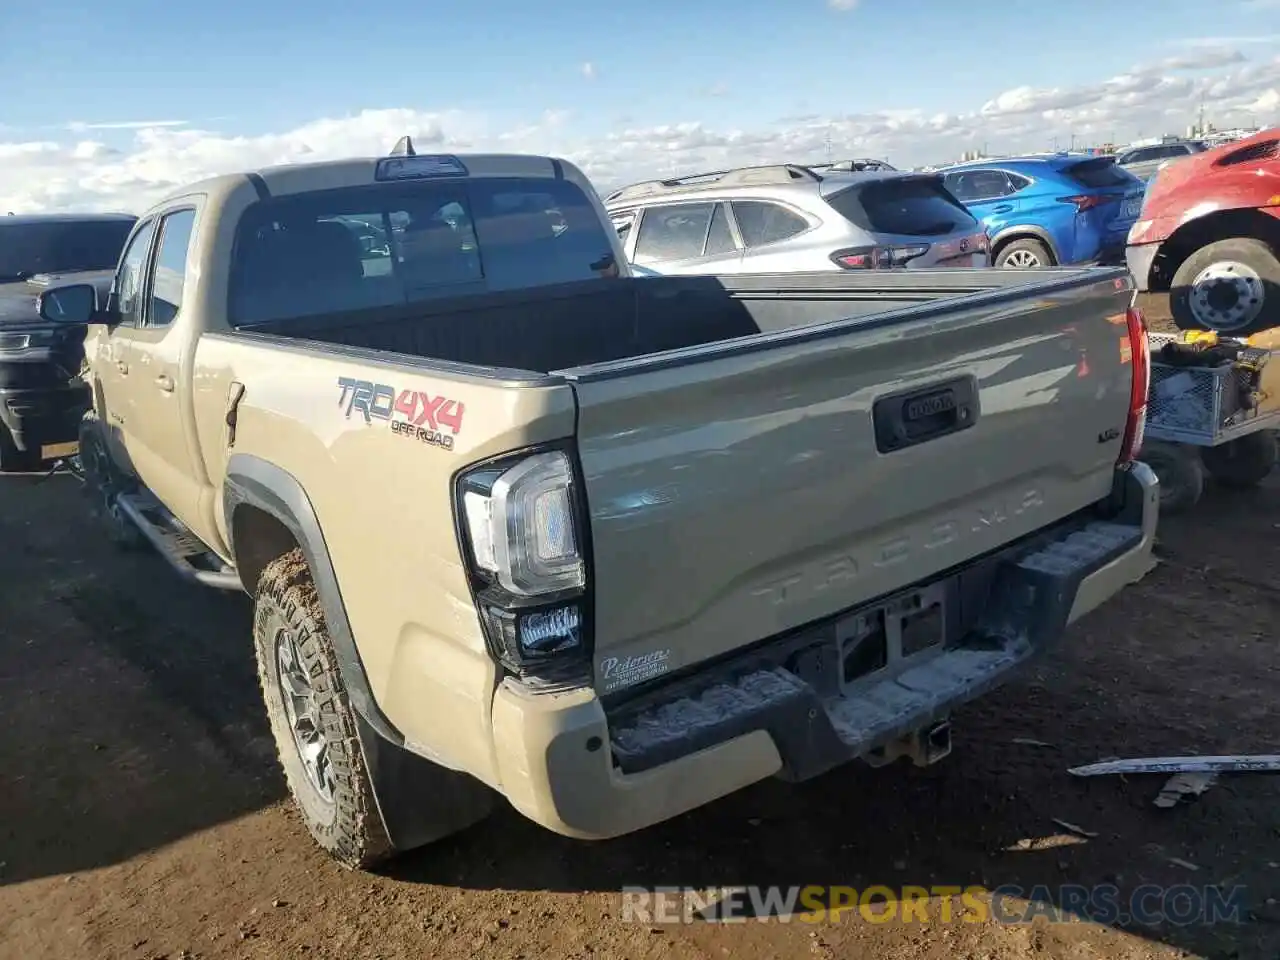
[66,120,189,132]
[3,50,1279,214]
[581,61,597,81]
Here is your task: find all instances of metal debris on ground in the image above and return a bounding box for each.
[1051,818,1098,838]
[1154,771,1218,808]
[1067,755,1280,777]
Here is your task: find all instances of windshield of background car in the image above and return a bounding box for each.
[0,219,135,281]
[825,177,979,237]
[1064,157,1139,189]
[227,177,619,326]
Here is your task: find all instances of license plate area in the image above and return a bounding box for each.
[40,440,78,460]
[834,582,949,694]
[1122,198,1142,219]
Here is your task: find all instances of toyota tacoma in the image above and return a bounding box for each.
[39,139,1159,869]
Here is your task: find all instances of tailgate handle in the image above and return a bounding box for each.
[873,376,978,453]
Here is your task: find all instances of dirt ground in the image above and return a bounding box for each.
[2,410,1278,956]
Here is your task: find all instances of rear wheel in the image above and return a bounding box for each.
[1138,440,1205,515]
[995,238,1052,269]
[1170,238,1280,336]
[253,548,394,869]
[1200,431,1278,488]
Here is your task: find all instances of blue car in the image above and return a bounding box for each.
[940,154,1146,268]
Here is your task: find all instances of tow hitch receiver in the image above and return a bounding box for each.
[864,718,953,768]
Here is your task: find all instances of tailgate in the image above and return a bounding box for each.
[568,274,1135,694]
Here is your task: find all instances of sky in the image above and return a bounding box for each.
[2,0,1279,213]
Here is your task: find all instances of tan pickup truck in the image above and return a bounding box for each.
[39,140,1159,870]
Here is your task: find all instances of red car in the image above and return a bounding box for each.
[1126,127,1280,336]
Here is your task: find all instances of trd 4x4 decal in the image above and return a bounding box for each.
[336,376,465,451]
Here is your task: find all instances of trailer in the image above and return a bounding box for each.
[1138,331,1280,514]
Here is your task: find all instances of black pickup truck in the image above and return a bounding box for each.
[0,213,135,470]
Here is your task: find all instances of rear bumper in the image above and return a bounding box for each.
[0,380,91,454]
[1125,242,1160,292]
[488,463,1159,840]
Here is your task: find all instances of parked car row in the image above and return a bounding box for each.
[607,128,1280,337]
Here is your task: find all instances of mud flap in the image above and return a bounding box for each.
[354,710,496,852]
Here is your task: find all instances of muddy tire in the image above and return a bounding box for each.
[253,548,394,870]
[995,238,1052,269]
[1201,431,1278,488]
[78,412,145,549]
[1138,440,1204,515]
[0,424,39,473]
[1170,237,1280,337]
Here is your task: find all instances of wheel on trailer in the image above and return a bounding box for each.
[1170,237,1280,337]
[1138,440,1205,514]
[995,238,1053,269]
[1200,430,1278,488]
[78,411,145,550]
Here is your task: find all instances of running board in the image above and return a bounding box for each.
[115,492,243,591]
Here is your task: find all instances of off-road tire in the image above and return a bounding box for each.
[1138,440,1205,515]
[995,238,1052,269]
[78,412,145,550]
[0,423,39,473]
[253,548,394,870]
[1170,237,1280,337]
[1201,431,1278,488]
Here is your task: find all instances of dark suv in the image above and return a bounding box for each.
[0,213,136,470]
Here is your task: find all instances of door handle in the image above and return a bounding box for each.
[116,360,128,375]
[156,374,174,393]
[992,204,1013,214]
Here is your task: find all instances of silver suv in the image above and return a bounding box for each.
[603,163,990,275]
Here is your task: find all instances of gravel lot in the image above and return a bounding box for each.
[1,426,1277,959]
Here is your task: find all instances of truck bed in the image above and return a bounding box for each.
[234,269,1093,374]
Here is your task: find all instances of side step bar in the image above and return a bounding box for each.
[115,492,243,591]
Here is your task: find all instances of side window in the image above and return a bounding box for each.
[731,201,809,248]
[633,202,715,263]
[704,203,737,256]
[114,219,157,327]
[1006,173,1032,192]
[147,209,196,327]
[953,171,1014,201]
[609,210,637,242]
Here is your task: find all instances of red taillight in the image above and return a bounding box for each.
[1059,194,1106,212]
[831,244,930,269]
[1119,304,1150,463]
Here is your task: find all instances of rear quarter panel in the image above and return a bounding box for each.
[190,333,578,782]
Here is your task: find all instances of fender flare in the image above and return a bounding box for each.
[990,225,1061,264]
[222,452,403,746]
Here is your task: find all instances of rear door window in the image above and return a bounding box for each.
[826,177,978,236]
[730,201,809,247]
[633,202,715,263]
[228,176,619,325]
[942,170,1015,203]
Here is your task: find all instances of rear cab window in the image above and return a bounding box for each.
[0,219,135,281]
[228,176,618,326]
[825,176,978,237]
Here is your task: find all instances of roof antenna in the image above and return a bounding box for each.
[390,135,416,157]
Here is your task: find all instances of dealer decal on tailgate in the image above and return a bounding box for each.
[336,376,465,451]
